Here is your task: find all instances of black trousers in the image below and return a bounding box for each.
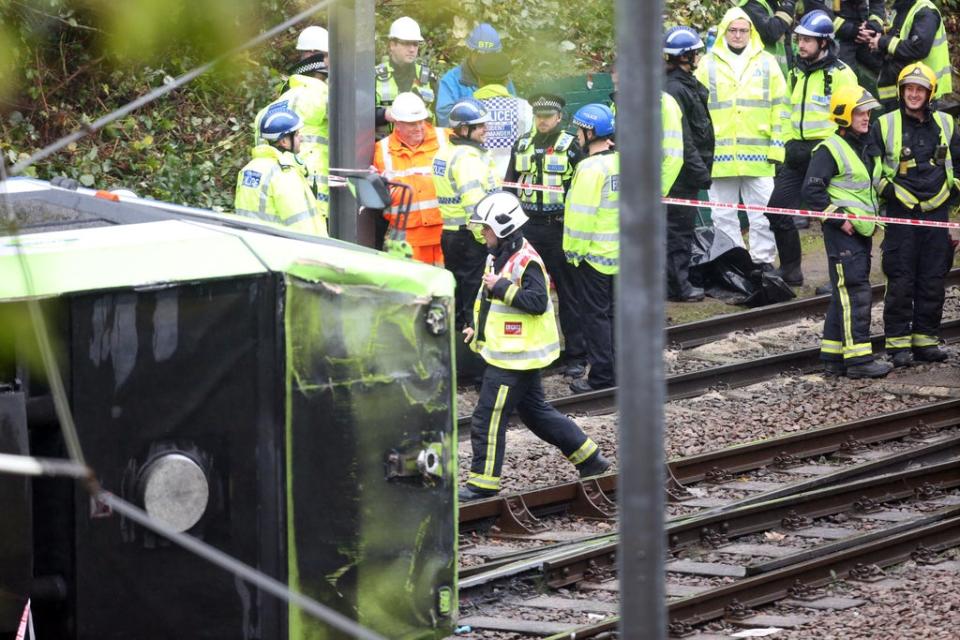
[524,216,586,363]
[821,224,875,365]
[466,365,596,492]
[574,262,616,388]
[881,202,953,353]
[666,201,698,299]
[441,228,487,330]
[766,162,806,233]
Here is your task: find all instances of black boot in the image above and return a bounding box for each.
[846,359,893,379]
[772,227,804,286]
[577,451,611,478]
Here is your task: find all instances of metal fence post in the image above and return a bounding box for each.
[615,0,666,637]
[329,0,376,244]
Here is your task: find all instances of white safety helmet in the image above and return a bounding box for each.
[470,192,529,238]
[110,189,138,198]
[296,26,329,52]
[391,92,430,122]
[388,16,424,42]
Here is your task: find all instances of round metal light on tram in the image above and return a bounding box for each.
[139,453,209,532]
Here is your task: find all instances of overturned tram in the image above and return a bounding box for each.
[0,177,458,639]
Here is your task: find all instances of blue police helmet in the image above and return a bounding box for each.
[572,103,615,137]
[448,98,492,127]
[260,107,303,142]
[663,26,705,57]
[466,23,502,52]
[794,10,835,38]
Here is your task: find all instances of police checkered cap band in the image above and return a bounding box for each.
[260,108,303,141]
[794,10,835,38]
[531,96,564,114]
[663,26,704,56]
[288,52,328,77]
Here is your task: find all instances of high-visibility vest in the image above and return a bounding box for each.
[233,144,328,237]
[813,134,883,236]
[474,84,534,179]
[253,74,330,208]
[373,126,449,248]
[563,152,620,275]
[786,61,859,142]
[876,109,956,212]
[375,59,436,138]
[877,0,953,101]
[513,131,575,210]
[431,141,501,239]
[376,60,435,106]
[738,0,789,74]
[662,92,685,196]
[471,239,561,370]
[696,45,788,178]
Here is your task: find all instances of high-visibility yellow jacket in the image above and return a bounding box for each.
[513,131,576,210]
[432,139,501,242]
[877,0,953,102]
[876,109,956,212]
[253,74,330,209]
[695,7,789,178]
[814,134,883,237]
[470,239,560,370]
[662,92,685,196]
[785,60,859,143]
[563,150,620,275]
[375,59,435,138]
[233,144,328,237]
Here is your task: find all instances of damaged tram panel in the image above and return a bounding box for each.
[0,178,458,640]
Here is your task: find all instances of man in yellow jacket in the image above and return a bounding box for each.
[253,27,330,222]
[234,108,327,237]
[696,7,788,270]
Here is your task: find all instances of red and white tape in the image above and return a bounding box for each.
[15,599,30,640]
[663,196,960,231]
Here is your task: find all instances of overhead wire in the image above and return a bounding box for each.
[0,2,389,638]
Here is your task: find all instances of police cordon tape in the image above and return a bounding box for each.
[344,175,958,231]
[501,182,960,231]
[663,196,960,231]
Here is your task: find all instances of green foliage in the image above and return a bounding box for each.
[1,0,955,213]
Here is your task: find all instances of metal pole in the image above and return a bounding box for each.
[615,0,666,638]
[328,0,375,244]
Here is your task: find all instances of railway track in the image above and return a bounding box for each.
[459,398,960,536]
[456,401,960,637]
[457,319,960,434]
[667,267,960,349]
[458,453,960,637]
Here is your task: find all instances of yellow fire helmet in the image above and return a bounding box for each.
[829,85,881,128]
[898,62,937,95]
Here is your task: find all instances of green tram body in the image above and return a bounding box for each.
[0,178,458,639]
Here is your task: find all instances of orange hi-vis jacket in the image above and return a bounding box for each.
[374,125,449,264]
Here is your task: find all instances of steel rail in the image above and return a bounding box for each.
[459,399,960,532]
[457,319,960,432]
[542,511,960,639]
[666,267,960,349]
[459,455,960,593]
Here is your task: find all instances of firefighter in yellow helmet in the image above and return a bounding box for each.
[802,85,890,379]
[870,62,960,367]
[458,191,610,501]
